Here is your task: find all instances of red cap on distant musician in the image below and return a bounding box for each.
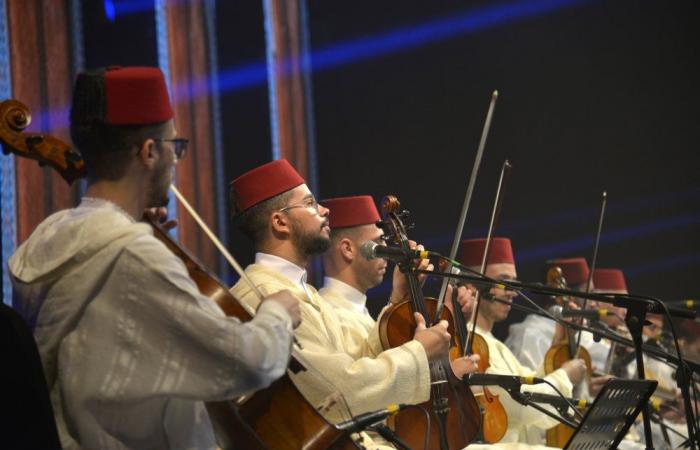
[459,238,515,268]
[231,159,305,212]
[546,257,589,286]
[593,269,627,292]
[321,196,380,229]
[103,66,173,125]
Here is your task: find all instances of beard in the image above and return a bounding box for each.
[146,159,171,208]
[290,218,331,256]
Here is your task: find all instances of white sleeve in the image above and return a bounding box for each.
[118,236,294,400]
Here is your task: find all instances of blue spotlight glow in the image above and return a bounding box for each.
[309,0,594,73]
[104,0,116,22]
[516,212,700,263]
[38,0,597,130]
[104,0,154,21]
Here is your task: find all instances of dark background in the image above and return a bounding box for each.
[83,0,700,338]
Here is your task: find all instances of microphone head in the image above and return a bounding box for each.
[360,241,378,260]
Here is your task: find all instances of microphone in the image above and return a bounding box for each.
[335,404,407,432]
[467,373,545,390]
[549,305,609,320]
[360,241,431,261]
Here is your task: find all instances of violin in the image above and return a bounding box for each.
[445,274,509,443]
[543,266,593,448]
[377,195,480,450]
[0,98,355,450]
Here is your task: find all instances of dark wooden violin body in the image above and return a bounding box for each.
[377,195,480,450]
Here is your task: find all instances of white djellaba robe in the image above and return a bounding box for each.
[230,254,431,449]
[9,199,294,450]
[466,326,573,450]
[319,277,376,355]
[505,314,611,380]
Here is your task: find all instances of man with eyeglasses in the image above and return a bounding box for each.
[229,161,453,448]
[9,66,300,450]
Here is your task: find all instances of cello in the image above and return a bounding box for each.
[377,195,481,450]
[0,98,356,450]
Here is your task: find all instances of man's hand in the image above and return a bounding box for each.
[588,374,613,397]
[451,354,481,380]
[447,284,476,320]
[260,289,301,328]
[413,312,450,361]
[144,207,178,231]
[561,358,587,385]
[389,240,433,304]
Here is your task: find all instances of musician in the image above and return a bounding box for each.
[457,238,586,448]
[318,195,479,377]
[8,66,300,450]
[589,269,633,381]
[506,257,595,372]
[229,161,451,433]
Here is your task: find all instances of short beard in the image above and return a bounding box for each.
[290,219,331,256]
[146,160,171,208]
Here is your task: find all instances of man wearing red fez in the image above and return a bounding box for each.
[318,195,479,378]
[506,257,595,372]
[318,195,387,341]
[229,163,452,442]
[9,66,299,450]
[456,238,586,449]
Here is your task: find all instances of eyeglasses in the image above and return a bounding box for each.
[154,138,189,160]
[279,197,320,213]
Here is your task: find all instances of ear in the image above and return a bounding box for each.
[339,238,355,262]
[136,138,158,169]
[270,210,292,237]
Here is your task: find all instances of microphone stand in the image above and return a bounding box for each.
[625,301,655,450]
[505,387,578,429]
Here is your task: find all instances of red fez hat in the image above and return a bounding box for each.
[71,66,173,126]
[545,258,589,286]
[593,269,627,292]
[459,238,515,267]
[321,196,380,229]
[231,159,305,211]
[104,66,173,125]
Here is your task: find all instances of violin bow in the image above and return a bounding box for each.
[434,90,499,324]
[466,160,512,353]
[574,191,607,356]
[170,184,266,308]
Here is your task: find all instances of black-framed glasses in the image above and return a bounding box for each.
[279,197,320,214]
[155,138,189,160]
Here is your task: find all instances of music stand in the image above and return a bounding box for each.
[564,378,658,450]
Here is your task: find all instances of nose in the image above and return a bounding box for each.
[319,204,330,217]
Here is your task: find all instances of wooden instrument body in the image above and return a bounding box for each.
[465,332,509,443]
[154,225,355,450]
[542,267,593,448]
[378,298,481,449]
